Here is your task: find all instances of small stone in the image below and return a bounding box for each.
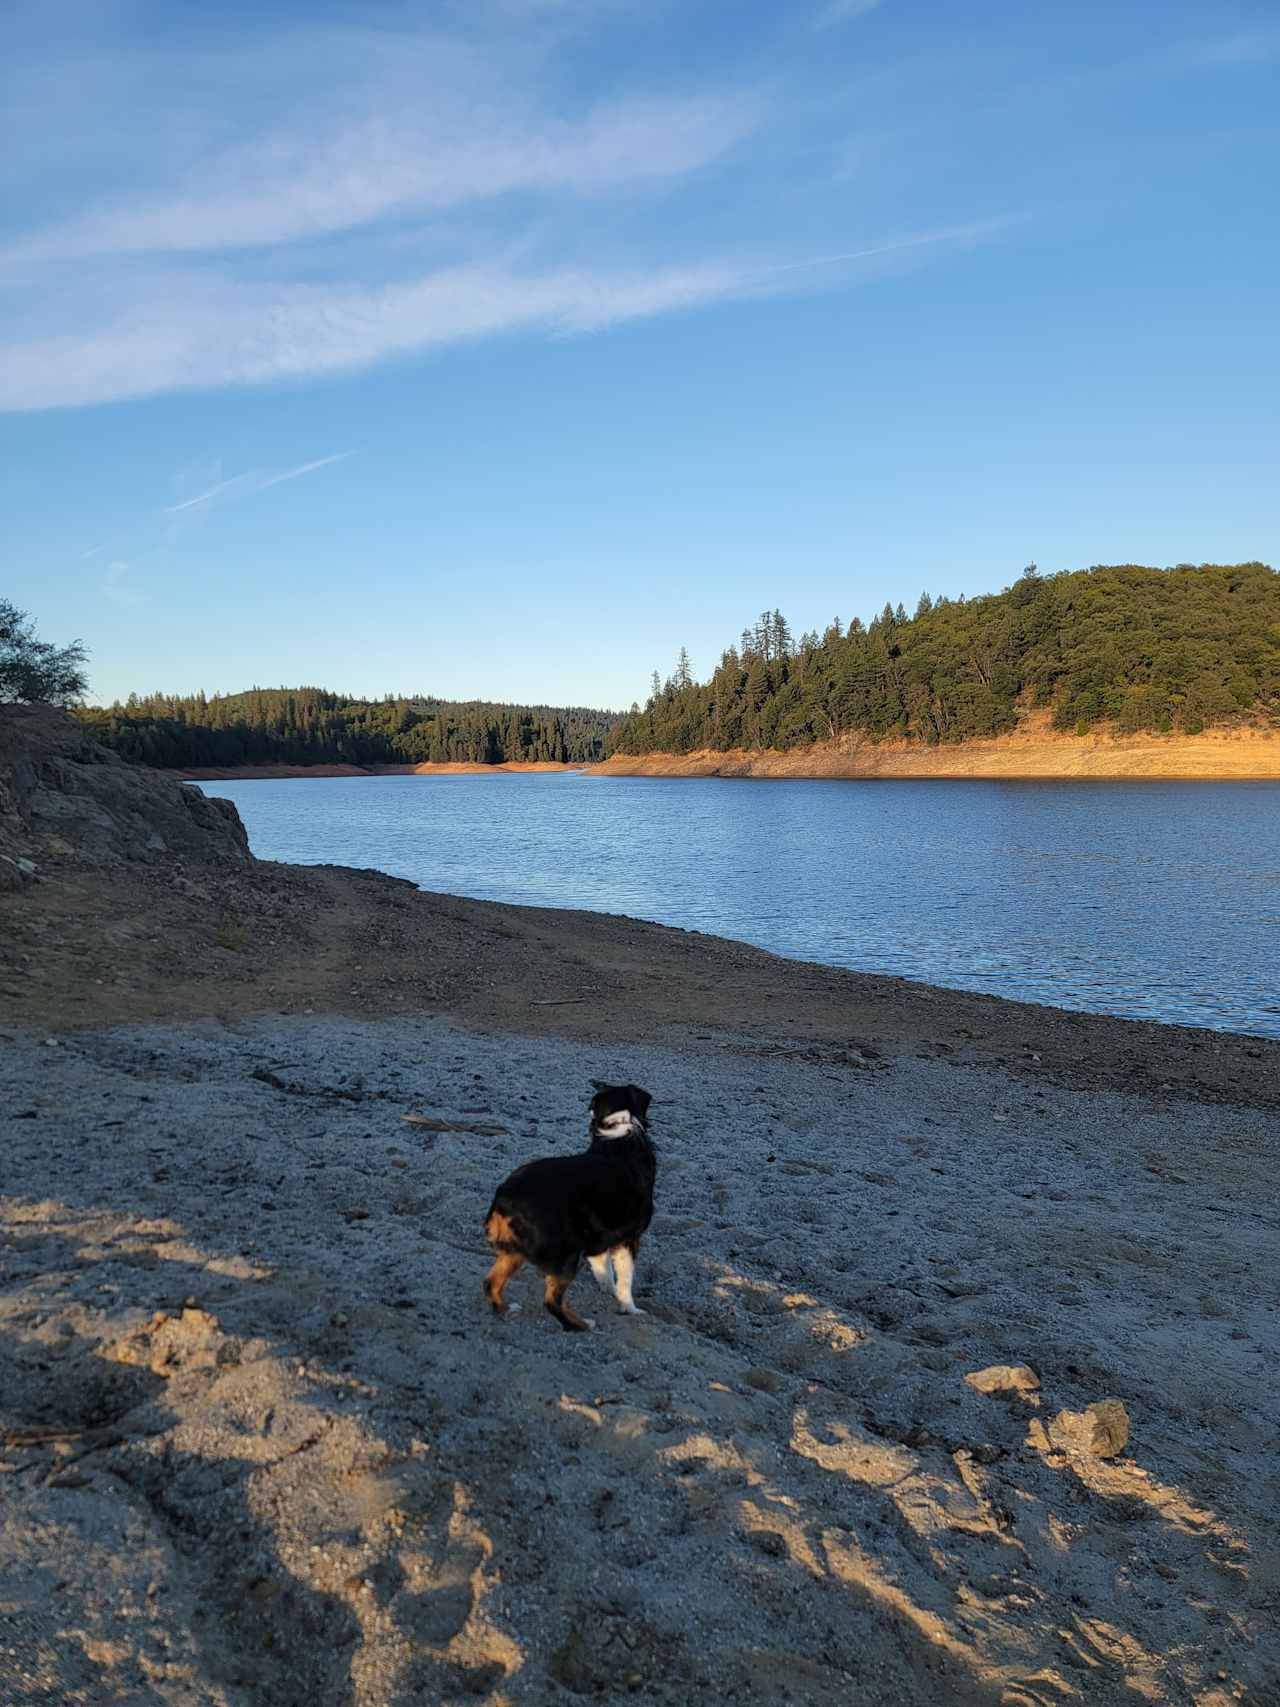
[965,1364,1041,1398]
[1047,1399,1130,1459]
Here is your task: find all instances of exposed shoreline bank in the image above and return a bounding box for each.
[168,760,584,780]
[168,722,1280,782]
[596,720,1280,781]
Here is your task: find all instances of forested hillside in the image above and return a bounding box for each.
[79,688,619,768]
[610,563,1280,756]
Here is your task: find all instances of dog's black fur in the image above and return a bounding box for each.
[483,1084,655,1331]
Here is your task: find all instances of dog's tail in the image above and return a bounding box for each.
[484,1204,523,1254]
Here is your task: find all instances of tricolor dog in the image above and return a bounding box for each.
[483,1083,655,1331]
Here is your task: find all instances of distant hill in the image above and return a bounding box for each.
[609,562,1280,756]
[79,687,621,769]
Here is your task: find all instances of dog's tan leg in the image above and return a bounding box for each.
[544,1272,593,1333]
[610,1243,643,1315]
[485,1252,524,1316]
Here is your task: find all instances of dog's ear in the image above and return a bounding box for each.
[628,1085,652,1120]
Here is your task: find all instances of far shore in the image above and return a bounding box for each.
[172,718,1280,782]
[169,760,584,780]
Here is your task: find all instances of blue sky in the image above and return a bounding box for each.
[3,0,1278,710]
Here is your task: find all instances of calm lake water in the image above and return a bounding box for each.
[197,774,1280,1038]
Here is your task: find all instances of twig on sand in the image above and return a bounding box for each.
[402,1113,508,1137]
[251,1068,363,1103]
[529,997,586,1006]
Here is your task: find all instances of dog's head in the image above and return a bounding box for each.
[589,1082,652,1139]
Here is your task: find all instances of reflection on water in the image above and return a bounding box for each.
[197,774,1280,1037]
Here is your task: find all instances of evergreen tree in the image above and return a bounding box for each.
[605,564,1280,757]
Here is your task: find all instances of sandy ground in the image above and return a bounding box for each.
[595,716,1280,780]
[3,1011,1278,1707]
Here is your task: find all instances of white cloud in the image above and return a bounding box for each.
[0,262,752,411]
[5,93,756,266]
[0,222,1019,413]
[0,8,1019,415]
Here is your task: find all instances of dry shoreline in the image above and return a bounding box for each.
[595,719,1280,781]
[169,719,1280,782]
[168,761,583,781]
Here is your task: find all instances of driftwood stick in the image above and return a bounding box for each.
[402,1114,508,1136]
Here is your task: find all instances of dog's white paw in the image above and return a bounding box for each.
[618,1303,645,1316]
[580,1318,595,1331]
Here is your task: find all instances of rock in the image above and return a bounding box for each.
[0,704,250,870]
[1047,1399,1130,1458]
[965,1364,1041,1398]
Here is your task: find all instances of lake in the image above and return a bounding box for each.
[196,774,1280,1038]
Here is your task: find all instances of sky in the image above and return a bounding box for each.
[3,0,1278,711]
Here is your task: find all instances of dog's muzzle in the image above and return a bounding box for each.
[593,1111,645,1138]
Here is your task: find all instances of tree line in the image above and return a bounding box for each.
[610,562,1280,755]
[78,687,621,768]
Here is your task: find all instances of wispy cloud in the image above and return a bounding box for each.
[812,0,882,32]
[254,451,358,492]
[1,8,1019,415]
[162,452,356,516]
[756,215,1020,278]
[1,220,1022,414]
[82,448,359,572]
[163,474,255,514]
[5,93,756,268]
[0,263,754,411]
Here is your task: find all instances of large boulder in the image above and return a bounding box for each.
[0,705,250,869]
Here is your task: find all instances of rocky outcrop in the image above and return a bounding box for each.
[0,704,250,873]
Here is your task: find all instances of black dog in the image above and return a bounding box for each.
[483,1084,655,1331]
